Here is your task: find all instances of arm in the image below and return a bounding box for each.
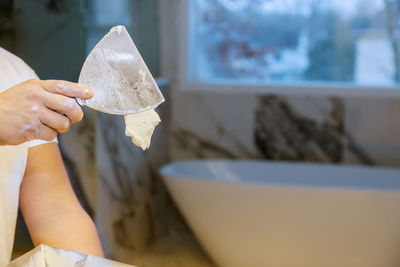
[19,142,104,257]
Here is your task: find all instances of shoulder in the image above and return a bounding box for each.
[0,46,39,92]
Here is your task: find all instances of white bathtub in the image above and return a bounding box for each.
[160,160,400,267]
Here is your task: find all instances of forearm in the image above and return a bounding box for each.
[20,143,104,257]
[22,199,104,257]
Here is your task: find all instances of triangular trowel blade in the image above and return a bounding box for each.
[78,25,164,115]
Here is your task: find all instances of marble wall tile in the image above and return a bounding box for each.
[58,108,97,215]
[171,92,400,168]
[171,91,260,159]
[254,95,375,165]
[94,85,213,266]
[344,97,400,166]
[255,96,345,162]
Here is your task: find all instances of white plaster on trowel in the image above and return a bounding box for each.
[124,109,161,150]
[112,25,124,35]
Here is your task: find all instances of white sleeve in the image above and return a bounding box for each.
[27,138,58,148]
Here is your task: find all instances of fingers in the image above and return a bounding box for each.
[37,124,58,141]
[40,79,93,99]
[39,107,71,133]
[41,92,84,124]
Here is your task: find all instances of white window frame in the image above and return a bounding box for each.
[177,0,400,98]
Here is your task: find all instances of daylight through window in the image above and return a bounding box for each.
[190,0,400,87]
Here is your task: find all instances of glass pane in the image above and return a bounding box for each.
[191,0,400,87]
[88,0,132,27]
[85,0,132,55]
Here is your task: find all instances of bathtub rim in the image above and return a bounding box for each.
[159,159,400,192]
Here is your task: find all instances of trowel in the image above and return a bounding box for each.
[77,25,164,115]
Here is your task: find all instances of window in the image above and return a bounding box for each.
[185,0,400,93]
[85,0,132,54]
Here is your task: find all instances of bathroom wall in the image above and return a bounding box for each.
[94,82,213,267]
[13,0,85,81]
[160,1,400,264]
[158,0,400,168]
[82,1,213,266]
[170,92,400,167]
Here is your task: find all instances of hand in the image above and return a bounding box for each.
[0,79,92,146]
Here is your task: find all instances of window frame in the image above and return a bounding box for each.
[178,0,400,98]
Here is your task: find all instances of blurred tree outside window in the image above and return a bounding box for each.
[191,0,400,87]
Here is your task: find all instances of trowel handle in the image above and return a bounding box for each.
[74,98,84,106]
